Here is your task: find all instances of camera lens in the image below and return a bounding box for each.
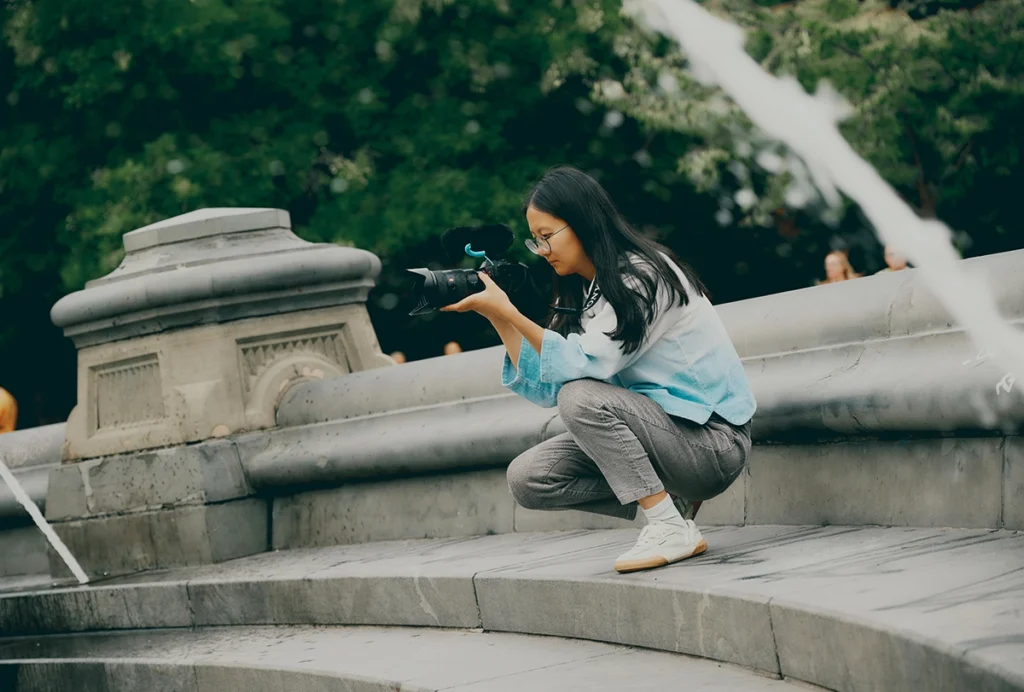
[407,268,482,315]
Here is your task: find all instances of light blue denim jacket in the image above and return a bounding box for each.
[501,254,756,426]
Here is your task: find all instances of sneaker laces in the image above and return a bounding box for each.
[634,521,677,549]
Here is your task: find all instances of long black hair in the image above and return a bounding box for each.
[523,165,710,356]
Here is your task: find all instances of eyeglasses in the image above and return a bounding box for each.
[525,223,569,255]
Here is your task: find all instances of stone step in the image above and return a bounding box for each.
[0,525,1021,692]
[0,625,817,691]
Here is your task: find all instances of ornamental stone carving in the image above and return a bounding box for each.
[51,208,392,461]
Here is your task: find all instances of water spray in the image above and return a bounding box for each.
[0,459,89,585]
[630,0,1024,383]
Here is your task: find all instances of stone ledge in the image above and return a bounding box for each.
[269,467,730,551]
[0,465,51,522]
[254,435,1018,552]
[0,528,47,578]
[45,439,251,522]
[276,346,512,424]
[0,526,1020,692]
[279,331,1024,442]
[46,498,268,580]
[243,395,556,489]
[0,424,65,472]
[721,248,1024,359]
[744,436,1011,528]
[276,248,1024,442]
[0,424,64,522]
[121,207,291,253]
[0,626,814,691]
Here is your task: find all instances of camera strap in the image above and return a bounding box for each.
[552,280,601,315]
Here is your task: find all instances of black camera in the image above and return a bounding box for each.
[408,224,530,316]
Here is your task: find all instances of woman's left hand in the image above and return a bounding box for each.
[440,271,514,320]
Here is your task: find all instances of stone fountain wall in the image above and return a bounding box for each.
[1,221,1020,583]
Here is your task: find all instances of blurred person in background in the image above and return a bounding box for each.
[0,387,16,434]
[816,250,861,285]
[876,245,908,274]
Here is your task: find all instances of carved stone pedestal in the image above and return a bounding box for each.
[44,207,392,578]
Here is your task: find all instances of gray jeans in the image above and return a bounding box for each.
[507,378,752,521]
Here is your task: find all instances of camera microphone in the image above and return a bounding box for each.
[407,223,530,316]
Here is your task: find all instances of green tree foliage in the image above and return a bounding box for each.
[576,0,1024,246]
[1,0,603,286]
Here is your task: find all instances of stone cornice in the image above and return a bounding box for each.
[50,209,382,348]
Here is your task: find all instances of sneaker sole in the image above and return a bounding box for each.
[613,539,708,574]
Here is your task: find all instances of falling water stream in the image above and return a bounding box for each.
[631,0,1024,382]
[0,460,88,584]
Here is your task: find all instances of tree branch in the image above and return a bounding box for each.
[940,136,974,182]
[901,115,935,217]
[836,42,880,73]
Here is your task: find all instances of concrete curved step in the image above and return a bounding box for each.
[0,526,1021,692]
[0,625,817,691]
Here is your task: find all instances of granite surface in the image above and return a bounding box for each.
[1,526,1021,691]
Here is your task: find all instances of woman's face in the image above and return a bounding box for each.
[825,253,846,279]
[884,246,907,270]
[525,205,590,277]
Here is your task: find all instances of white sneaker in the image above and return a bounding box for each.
[613,519,707,573]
